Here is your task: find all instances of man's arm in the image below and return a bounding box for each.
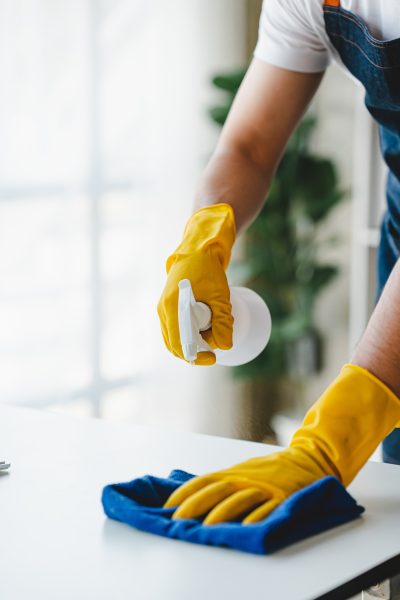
[352,259,400,399]
[158,59,324,363]
[195,58,324,233]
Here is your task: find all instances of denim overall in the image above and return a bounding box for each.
[323,0,400,463]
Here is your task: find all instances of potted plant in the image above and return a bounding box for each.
[208,69,344,439]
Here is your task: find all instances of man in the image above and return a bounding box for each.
[157,0,400,538]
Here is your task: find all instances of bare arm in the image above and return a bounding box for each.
[195,58,324,234]
[352,259,400,399]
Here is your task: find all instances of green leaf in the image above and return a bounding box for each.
[307,265,338,293]
[274,315,311,341]
[211,70,246,92]
[208,105,232,126]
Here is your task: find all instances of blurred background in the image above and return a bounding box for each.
[0,0,387,445]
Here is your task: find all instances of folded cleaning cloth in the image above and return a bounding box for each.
[101,469,364,555]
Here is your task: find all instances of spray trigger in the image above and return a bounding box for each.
[178,279,212,363]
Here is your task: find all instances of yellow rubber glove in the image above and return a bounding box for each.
[157,203,236,365]
[164,364,400,524]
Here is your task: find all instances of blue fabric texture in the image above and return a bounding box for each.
[323,0,400,465]
[102,470,364,555]
[382,428,400,464]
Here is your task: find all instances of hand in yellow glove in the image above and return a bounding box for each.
[164,364,400,524]
[157,203,236,365]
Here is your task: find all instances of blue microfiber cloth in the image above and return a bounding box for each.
[102,469,364,555]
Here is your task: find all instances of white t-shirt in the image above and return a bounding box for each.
[254,0,400,73]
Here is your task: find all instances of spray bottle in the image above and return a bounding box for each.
[178,279,271,366]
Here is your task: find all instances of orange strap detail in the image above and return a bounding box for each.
[324,0,340,6]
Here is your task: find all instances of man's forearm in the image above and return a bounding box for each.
[192,60,323,235]
[352,258,400,398]
[194,145,273,234]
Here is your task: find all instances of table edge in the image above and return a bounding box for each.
[314,553,400,600]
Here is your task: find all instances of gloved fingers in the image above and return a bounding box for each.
[159,288,190,361]
[207,298,233,350]
[162,319,214,364]
[171,481,237,520]
[158,299,183,360]
[200,328,217,349]
[165,310,185,360]
[158,304,172,353]
[193,351,216,366]
[203,487,268,525]
[242,498,282,524]
[159,322,183,360]
[199,318,232,351]
[163,476,215,508]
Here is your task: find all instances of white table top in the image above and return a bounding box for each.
[1,404,400,600]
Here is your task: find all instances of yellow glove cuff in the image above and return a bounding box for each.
[166,203,236,273]
[350,364,400,429]
[291,363,400,486]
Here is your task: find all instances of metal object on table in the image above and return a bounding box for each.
[0,460,10,471]
[363,580,390,599]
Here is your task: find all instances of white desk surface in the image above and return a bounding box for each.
[1,404,400,600]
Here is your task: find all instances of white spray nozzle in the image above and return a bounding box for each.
[177,279,271,367]
[178,279,212,362]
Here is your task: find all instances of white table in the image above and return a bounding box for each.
[1,405,400,600]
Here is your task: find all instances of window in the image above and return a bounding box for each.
[0,0,246,426]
